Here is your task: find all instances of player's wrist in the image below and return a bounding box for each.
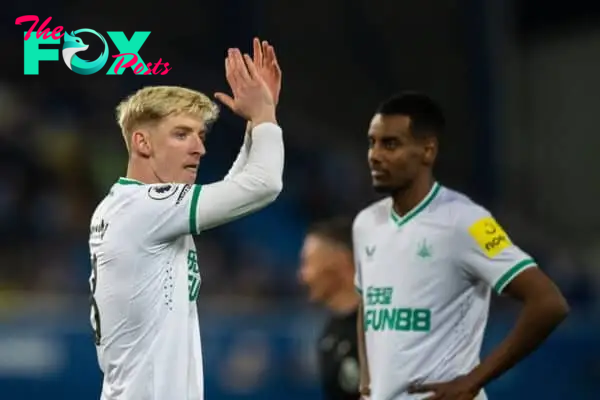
[250,110,277,126]
[463,369,486,393]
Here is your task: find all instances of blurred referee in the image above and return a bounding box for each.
[299,217,361,400]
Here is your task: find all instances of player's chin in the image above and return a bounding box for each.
[372,180,395,193]
[308,288,326,304]
[181,168,197,184]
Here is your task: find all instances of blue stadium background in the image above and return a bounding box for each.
[1,0,599,399]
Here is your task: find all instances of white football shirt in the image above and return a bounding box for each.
[89,122,284,400]
[353,182,536,400]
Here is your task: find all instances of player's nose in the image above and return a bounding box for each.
[368,147,383,165]
[368,152,384,169]
[297,268,309,285]
[191,137,206,157]
[297,269,305,283]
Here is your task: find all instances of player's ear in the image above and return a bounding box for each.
[132,130,152,157]
[422,136,437,165]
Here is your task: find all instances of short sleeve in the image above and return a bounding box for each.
[354,260,363,295]
[352,216,363,294]
[455,206,537,294]
[135,183,202,243]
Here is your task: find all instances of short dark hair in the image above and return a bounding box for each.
[377,92,445,138]
[306,217,353,251]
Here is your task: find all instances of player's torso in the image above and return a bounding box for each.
[357,189,490,399]
[89,185,203,399]
[359,209,466,341]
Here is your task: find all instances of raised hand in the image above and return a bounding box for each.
[252,37,282,106]
[214,48,276,125]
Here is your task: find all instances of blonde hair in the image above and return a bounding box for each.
[116,85,219,150]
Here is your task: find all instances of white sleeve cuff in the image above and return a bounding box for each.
[251,122,282,137]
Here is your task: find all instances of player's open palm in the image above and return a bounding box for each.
[215,48,275,123]
[252,37,282,105]
[408,375,481,400]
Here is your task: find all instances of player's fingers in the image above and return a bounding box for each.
[226,55,242,94]
[214,92,235,110]
[261,40,272,65]
[225,51,236,79]
[224,55,237,87]
[224,56,242,99]
[243,54,260,81]
[269,46,282,76]
[407,383,439,393]
[231,49,251,84]
[253,37,263,67]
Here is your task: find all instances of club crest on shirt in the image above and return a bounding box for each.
[148,184,179,200]
[416,239,432,259]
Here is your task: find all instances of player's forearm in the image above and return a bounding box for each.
[194,122,283,230]
[357,302,371,393]
[467,295,569,389]
[224,122,252,181]
[238,121,283,195]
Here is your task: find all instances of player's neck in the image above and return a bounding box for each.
[327,289,359,315]
[126,160,161,184]
[392,175,435,217]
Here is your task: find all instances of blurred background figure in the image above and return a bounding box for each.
[0,0,598,399]
[299,217,360,400]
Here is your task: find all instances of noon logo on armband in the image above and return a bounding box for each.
[468,216,511,258]
[148,184,179,200]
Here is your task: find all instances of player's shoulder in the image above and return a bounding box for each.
[431,185,493,231]
[144,182,189,202]
[118,180,192,206]
[353,197,392,233]
[96,179,195,220]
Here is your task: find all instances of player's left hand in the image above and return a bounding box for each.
[252,37,281,105]
[407,375,481,400]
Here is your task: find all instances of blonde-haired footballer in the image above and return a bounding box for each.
[88,38,282,400]
[353,92,569,400]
